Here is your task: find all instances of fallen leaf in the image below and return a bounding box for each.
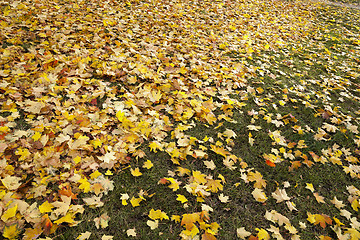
[272,188,291,203]
[313,192,325,203]
[1,176,22,190]
[149,209,169,220]
[130,167,143,177]
[219,193,229,203]
[77,232,91,240]
[236,227,252,239]
[176,194,188,204]
[3,224,20,239]
[252,188,268,203]
[305,183,314,192]
[126,228,136,237]
[203,160,216,170]
[147,220,159,230]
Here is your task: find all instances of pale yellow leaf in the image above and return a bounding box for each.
[126,228,136,237]
[203,160,216,170]
[218,193,229,203]
[147,220,159,230]
[77,232,91,240]
[252,188,267,203]
[236,227,251,239]
[1,176,22,190]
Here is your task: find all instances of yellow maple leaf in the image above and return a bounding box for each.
[176,167,191,176]
[142,160,153,169]
[192,171,207,184]
[32,131,42,141]
[1,204,18,221]
[91,139,103,149]
[351,199,360,211]
[181,213,200,231]
[116,111,125,122]
[148,209,169,220]
[3,224,19,239]
[131,168,142,177]
[206,179,223,193]
[39,201,53,213]
[219,43,226,50]
[256,228,270,240]
[90,170,102,179]
[247,171,267,189]
[182,224,200,237]
[130,197,142,207]
[305,183,314,192]
[307,212,316,224]
[176,194,188,203]
[54,212,75,225]
[16,147,31,160]
[164,177,180,191]
[345,228,360,240]
[120,194,129,206]
[149,141,163,152]
[171,215,181,222]
[333,216,344,226]
[0,126,9,133]
[73,156,81,164]
[78,178,91,193]
[210,145,230,157]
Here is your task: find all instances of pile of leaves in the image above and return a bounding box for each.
[0,0,359,239]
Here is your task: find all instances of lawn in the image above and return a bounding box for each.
[0,0,359,239]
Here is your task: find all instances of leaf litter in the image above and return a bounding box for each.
[0,0,359,239]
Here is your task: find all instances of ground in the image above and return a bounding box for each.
[0,0,359,239]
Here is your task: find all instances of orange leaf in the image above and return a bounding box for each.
[302,157,314,168]
[248,236,259,240]
[319,236,332,240]
[42,214,54,235]
[202,232,217,240]
[265,160,276,167]
[158,178,169,184]
[59,185,77,199]
[308,213,332,229]
[288,161,301,171]
[181,213,200,231]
